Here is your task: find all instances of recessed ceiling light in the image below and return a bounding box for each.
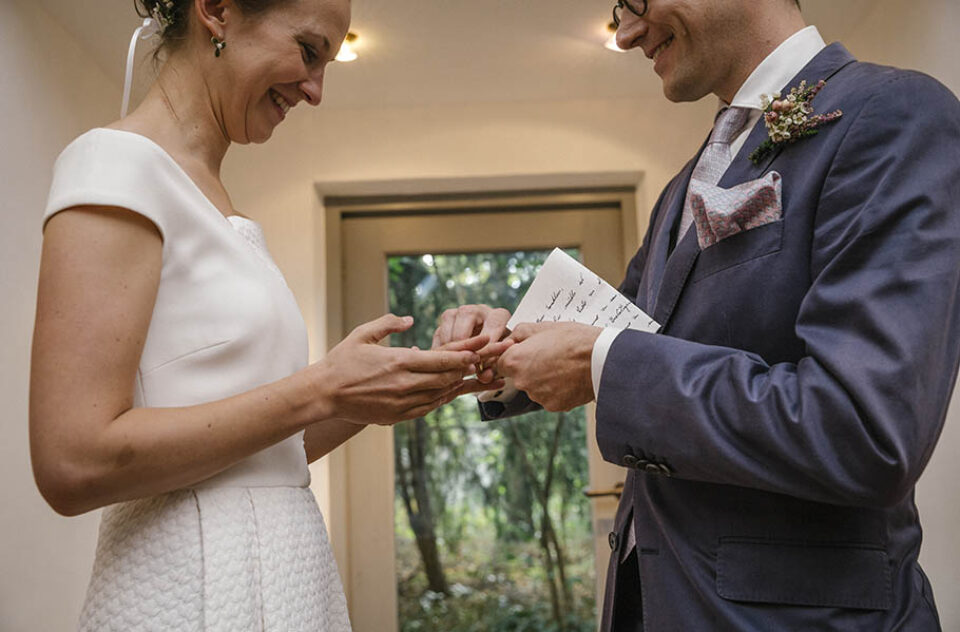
[336,32,359,62]
[605,22,625,53]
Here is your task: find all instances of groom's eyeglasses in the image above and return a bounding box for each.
[613,0,648,27]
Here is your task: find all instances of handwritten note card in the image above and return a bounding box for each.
[507,248,659,333]
[478,249,658,407]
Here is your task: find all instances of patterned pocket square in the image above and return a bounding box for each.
[687,171,783,249]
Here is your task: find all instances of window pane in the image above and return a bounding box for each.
[388,250,597,632]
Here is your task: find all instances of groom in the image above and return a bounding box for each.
[435,0,960,630]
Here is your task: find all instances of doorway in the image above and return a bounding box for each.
[324,187,640,632]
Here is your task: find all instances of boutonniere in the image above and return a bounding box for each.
[749,79,843,165]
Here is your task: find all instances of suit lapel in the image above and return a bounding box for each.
[720,42,857,189]
[652,224,700,325]
[649,43,858,329]
[642,150,703,313]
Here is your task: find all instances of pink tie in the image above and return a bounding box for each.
[677,107,751,242]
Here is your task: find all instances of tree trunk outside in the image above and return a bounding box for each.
[409,418,449,594]
[507,418,571,630]
[390,259,450,596]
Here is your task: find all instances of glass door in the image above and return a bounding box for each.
[334,196,635,632]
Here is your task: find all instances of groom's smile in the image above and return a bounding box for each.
[614,0,770,105]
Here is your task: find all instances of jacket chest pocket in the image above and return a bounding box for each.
[691,219,784,284]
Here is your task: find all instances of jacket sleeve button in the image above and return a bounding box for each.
[644,462,662,474]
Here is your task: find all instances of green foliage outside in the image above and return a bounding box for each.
[388,250,597,632]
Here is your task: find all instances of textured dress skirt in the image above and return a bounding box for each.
[77,485,350,631]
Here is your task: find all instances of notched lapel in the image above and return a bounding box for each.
[642,155,700,311]
[722,43,857,189]
[723,121,782,186]
[652,227,700,325]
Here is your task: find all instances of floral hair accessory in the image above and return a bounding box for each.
[749,79,843,165]
[150,0,177,32]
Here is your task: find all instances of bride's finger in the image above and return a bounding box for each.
[401,369,471,393]
[397,348,479,373]
[351,314,413,344]
[399,380,470,413]
[475,364,499,384]
[399,392,453,420]
[396,377,507,421]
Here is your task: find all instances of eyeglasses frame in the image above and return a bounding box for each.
[613,0,648,27]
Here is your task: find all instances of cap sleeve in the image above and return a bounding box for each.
[43,129,170,241]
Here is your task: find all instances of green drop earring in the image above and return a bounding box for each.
[211,36,227,57]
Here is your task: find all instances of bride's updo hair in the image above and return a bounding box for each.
[135,0,293,54]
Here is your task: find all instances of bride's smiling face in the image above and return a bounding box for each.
[217,0,350,144]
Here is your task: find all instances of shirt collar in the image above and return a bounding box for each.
[725,25,827,112]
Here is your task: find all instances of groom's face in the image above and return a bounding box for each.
[615,0,753,103]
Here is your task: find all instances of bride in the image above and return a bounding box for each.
[29,0,506,629]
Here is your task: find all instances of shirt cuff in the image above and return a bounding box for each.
[591,328,624,399]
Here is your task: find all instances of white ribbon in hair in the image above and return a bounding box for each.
[121,18,161,118]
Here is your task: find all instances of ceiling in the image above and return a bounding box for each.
[34,0,877,109]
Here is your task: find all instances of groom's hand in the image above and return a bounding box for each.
[498,322,602,412]
[432,304,512,383]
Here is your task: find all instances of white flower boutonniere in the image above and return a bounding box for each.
[750,79,843,165]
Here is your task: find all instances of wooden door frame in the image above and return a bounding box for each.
[316,178,645,630]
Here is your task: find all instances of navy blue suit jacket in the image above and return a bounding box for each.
[594,43,960,630]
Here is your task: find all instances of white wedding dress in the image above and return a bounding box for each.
[44,128,351,631]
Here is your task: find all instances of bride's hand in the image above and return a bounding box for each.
[313,314,502,425]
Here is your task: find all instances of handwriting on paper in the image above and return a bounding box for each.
[507,248,659,334]
[478,249,659,406]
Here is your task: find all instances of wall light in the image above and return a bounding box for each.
[336,32,359,62]
[604,22,625,53]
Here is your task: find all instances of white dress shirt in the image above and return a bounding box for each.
[591,25,827,398]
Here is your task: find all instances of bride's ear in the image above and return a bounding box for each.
[194,0,234,41]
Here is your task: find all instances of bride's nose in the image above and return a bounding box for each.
[299,70,325,106]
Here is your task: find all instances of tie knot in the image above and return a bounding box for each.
[710,107,750,146]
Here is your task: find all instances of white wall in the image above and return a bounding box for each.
[844,0,960,626]
[2,0,958,629]
[0,1,119,629]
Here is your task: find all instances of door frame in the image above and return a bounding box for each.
[317,181,645,631]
